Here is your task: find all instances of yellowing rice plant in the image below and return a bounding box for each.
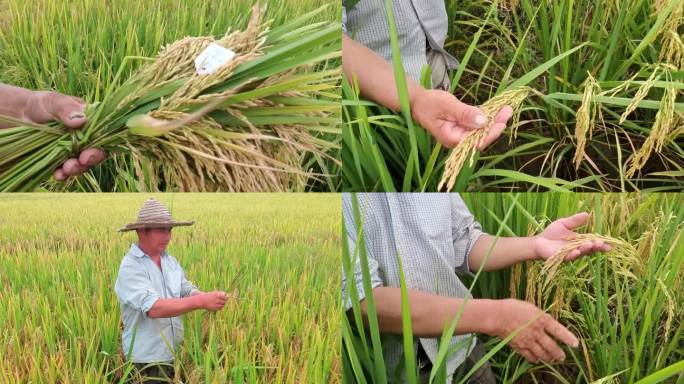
[344,193,684,383]
[0,193,341,383]
[0,2,341,192]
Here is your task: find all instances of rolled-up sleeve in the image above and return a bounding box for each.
[450,194,486,275]
[114,259,159,315]
[342,194,383,312]
[180,273,198,298]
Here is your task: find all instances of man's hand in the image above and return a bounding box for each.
[0,85,106,180]
[534,213,612,261]
[410,88,513,148]
[488,299,579,363]
[24,91,106,180]
[198,291,228,311]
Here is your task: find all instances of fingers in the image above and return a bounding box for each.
[45,93,87,129]
[564,239,612,261]
[438,123,469,148]
[53,148,105,181]
[558,212,590,231]
[494,106,514,124]
[544,317,579,348]
[62,158,86,177]
[78,148,106,167]
[518,348,537,363]
[477,122,506,150]
[529,343,550,363]
[537,334,566,362]
[446,97,488,130]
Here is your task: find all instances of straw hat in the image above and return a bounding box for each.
[118,198,194,232]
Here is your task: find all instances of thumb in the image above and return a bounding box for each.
[558,212,590,231]
[49,95,87,129]
[445,98,488,130]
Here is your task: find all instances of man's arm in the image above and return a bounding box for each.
[352,286,579,363]
[467,213,612,272]
[147,291,227,318]
[342,35,512,148]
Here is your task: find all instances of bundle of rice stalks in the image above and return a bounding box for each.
[438,86,531,191]
[0,4,341,192]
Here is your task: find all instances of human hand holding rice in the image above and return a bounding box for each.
[0,84,106,179]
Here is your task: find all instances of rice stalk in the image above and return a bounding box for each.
[438,86,531,191]
[573,73,600,170]
[0,4,341,192]
[626,85,677,177]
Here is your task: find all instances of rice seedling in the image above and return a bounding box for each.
[0,0,341,192]
[343,0,684,192]
[0,193,341,383]
[343,193,684,383]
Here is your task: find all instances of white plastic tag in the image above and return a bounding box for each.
[194,43,236,75]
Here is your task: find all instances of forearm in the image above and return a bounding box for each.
[353,286,499,338]
[147,296,204,318]
[0,84,33,128]
[468,235,538,272]
[342,35,425,113]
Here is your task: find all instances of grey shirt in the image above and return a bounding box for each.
[342,193,485,381]
[343,0,459,86]
[114,243,198,363]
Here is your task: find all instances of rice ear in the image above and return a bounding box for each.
[438,86,531,191]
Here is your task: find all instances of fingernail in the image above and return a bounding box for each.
[69,112,85,120]
[474,114,487,127]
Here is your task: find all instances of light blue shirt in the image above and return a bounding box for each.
[114,243,198,363]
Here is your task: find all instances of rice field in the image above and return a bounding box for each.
[342,0,684,192]
[342,192,684,383]
[0,193,341,383]
[0,0,341,192]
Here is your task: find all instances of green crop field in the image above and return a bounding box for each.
[0,0,341,192]
[343,192,684,383]
[0,193,341,383]
[342,0,684,192]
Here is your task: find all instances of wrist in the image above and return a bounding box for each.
[469,299,501,336]
[529,235,542,261]
[409,86,427,122]
[191,293,206,309]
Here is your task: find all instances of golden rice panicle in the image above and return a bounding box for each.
[619,67,660,125]
[540,234,638,289]
[657,0,684,69]
[573,73,600,170]
[438,86,530,191]
[626,85,677,178]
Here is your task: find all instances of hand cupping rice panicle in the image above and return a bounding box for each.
[438,87,531,192]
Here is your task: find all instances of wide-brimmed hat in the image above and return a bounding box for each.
[118,198,194,232]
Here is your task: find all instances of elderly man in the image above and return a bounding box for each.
[0,83,105,179]
[115,198,229,383]
[342,1,513,149]
[342,193,612,383]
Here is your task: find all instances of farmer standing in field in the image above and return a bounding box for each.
[115,198,230,383]
[342,194,612,383]
[0,83,105,179]
[342,0,513,149]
